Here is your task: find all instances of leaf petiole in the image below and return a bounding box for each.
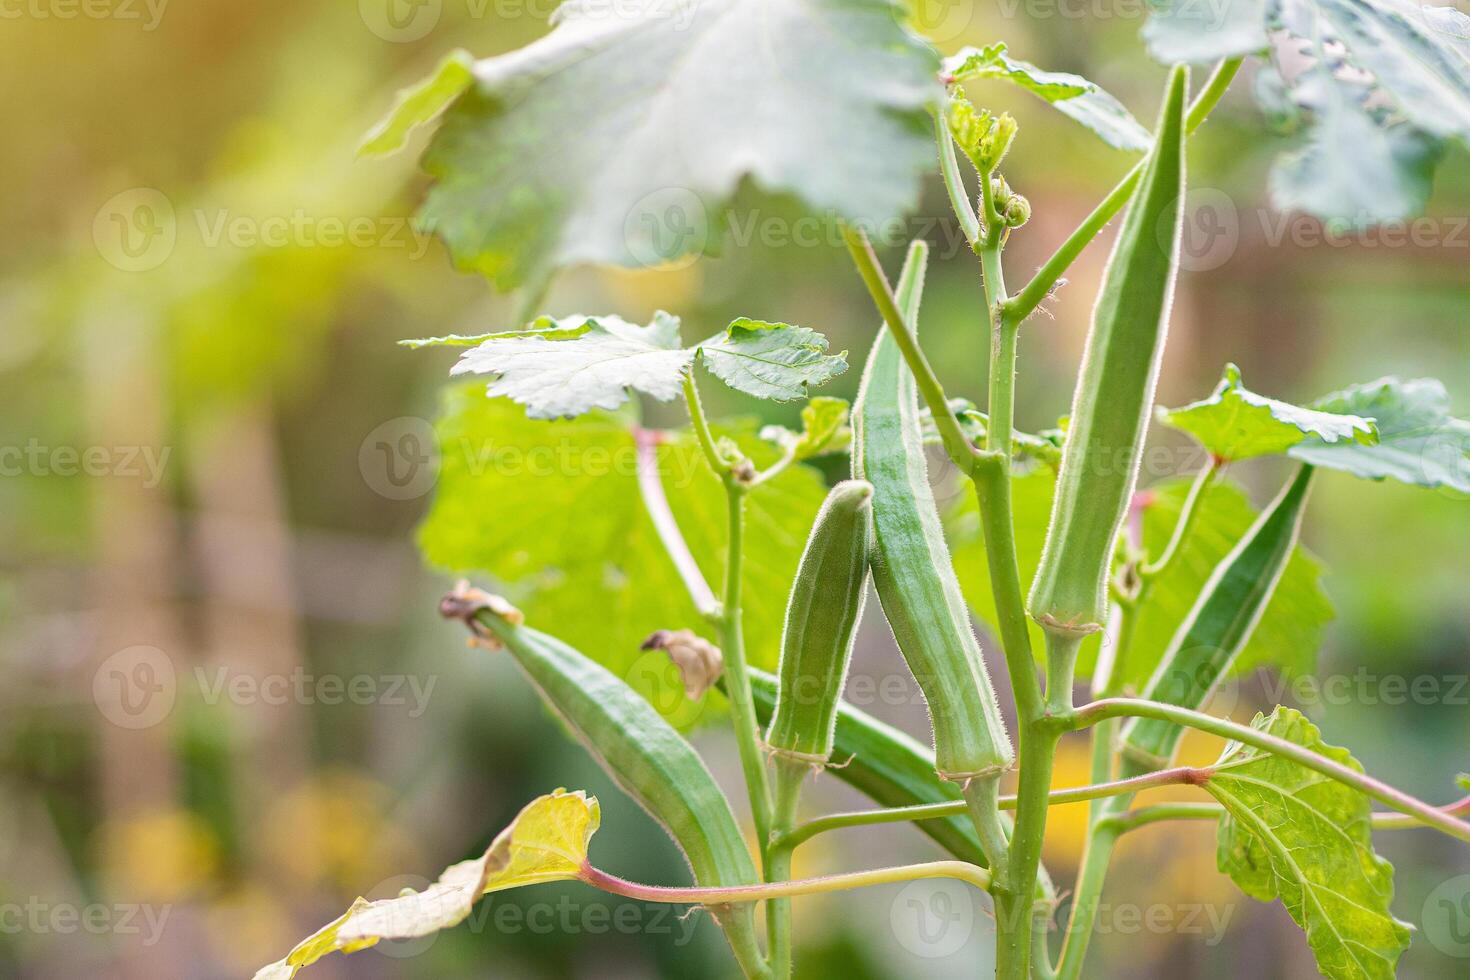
[580,858,992,905]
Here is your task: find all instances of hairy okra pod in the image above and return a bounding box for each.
[1028,64,1189,636]
[449,596,767,978]
[766,479,874,765]
[1120,464,1315,770]
[852,241,1014,782]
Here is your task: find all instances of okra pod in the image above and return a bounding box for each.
[749,667,986,865]
[1028,65,1189,636]
[444,592,766,978]
[766,479,873,765]
[1120,464,1315,770]
[852,241,1014,781]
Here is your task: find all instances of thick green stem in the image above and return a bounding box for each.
[766,759,806,980]
[1067,698,1470,843]
[1005,57,1244,324]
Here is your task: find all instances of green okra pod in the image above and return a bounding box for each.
[1028,64,1190,637]
[852,241,1014,782]
[442,589,767,979]
[749,667,986,865]
[1120,464,1315,770]
[766,479,874,765]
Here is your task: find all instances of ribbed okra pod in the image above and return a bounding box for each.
[1120,464,1315,770]
[852,240,1013,782]
[455,599,768,978]
[765,480,873,765]
[1028,64,1189,637]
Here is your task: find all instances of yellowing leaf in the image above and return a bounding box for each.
[252,790,599,980]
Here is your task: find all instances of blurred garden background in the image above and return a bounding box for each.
[2,0,1468,977]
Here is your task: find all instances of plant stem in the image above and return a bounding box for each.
[1065,698,1470,843]
[1141,459,1219,580]
[963,778,1013,891]
[1005,56,1244,324]
[773,765,1217,849]
[718,477,773,844]
[634,427,720,616]
[580,859,992,905]
[841,225,977,473]
[684,371,730,475]
[935,110,981,248]
[766,759,805,980]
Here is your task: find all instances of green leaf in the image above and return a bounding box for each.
[1208,707,1411,979]
[399,319,596,349]
[254,790,599,979]
[760,397,851,461]
[1143,0,1270,63]
[450,312,689,419]
[1145,0,1470,222]
[699,319,848,402]
[418,386,827,720]
[1288,376,1470,492]
[403,0,940,290]
[1268,66,1444,227]
[945,93,1018,175]
[1159,363,1378,461]
[358,50,475,158]
[445,312,843,419]
[947,473,1332,685]
[944,43,1151,151]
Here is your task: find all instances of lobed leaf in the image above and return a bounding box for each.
[442,312,844,419]
[1208,707,1412,979]
[254,790,599,979]
[389,0,940,290]
[1288,376,1470,492]
[1159,363,1377,461]
[944,42,1151,151]
[699,319,848,402]
[1145,0,1470,223]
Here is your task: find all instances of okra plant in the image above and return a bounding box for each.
[258,2,1470,978]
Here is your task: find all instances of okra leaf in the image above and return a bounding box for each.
[367,0,940,290]
[1143,0,1270,63]
[419,386,826,720]
[1145,0,1470,223]
[1159,363,1378,461]
[1288,376,1470,492]
[699,319,848,402]
[944,43,1151,151]
[358,49,475,158]
[440,312,844,419]
[947,473,1332,685]
[1209,707,1411,979]
[760,396,851,461]
[254,790,599,979]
